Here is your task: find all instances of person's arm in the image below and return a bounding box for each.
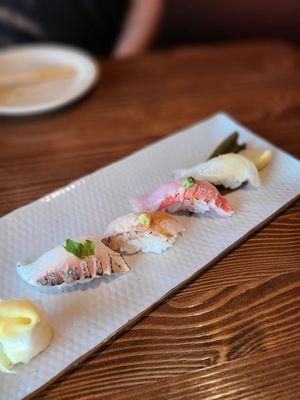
[113,0,164,59]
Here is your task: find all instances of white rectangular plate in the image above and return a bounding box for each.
[1,113,299,399]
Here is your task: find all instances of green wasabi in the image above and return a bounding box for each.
[183,177,196,189]
[138,212,152,228]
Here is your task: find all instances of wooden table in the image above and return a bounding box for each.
[1,40,300,400]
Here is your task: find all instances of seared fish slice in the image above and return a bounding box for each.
[16,237,130,287]
[103,211,184,255]
[132,178,234,217]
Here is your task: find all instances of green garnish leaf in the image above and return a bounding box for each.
[209,131,246,159]
[64,239,95,259]
[84,240,95,257]
[183,176,196,189]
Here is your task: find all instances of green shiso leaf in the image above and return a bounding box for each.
[208,131,246,159]
[64,239,95,259]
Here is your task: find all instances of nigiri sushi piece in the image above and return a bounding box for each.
[131,178,234,217]
[174,153,260,189]
[16,237,130,287]
[103,211,184,254]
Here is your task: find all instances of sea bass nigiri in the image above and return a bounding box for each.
[103,211,184,254]
[17,237,130,287]
[131,178,233,217]
[174,153,260,189]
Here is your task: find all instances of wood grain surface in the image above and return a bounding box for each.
[0,40,299,399]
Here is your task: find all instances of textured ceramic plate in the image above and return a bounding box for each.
[1,113,299,399]
[0,44,98,116]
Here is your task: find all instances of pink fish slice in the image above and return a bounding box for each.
[131,177,234,217]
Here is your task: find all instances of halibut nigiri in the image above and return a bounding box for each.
[17,237,130,287]
[103,211,184,254]
[131,178,233,217]
[174,153,260,189]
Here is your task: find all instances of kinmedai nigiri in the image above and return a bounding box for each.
[102,211,184,254]
[174,153,260,189]
[131,178,234,217]
[16,237,130,287]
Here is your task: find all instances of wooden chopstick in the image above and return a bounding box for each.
[0,67,75,87]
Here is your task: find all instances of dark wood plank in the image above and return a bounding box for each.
[1,40,300,399]
[98,347,300,400]
[179,200,300,294]
[35,269,300,399]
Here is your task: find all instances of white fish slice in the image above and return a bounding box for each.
[16,237,130,288]
[174,153,260,189]
[103,212,184,255]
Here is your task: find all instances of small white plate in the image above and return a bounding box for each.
[0,44,99,116]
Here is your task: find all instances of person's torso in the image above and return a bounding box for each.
[0,0,128,55]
